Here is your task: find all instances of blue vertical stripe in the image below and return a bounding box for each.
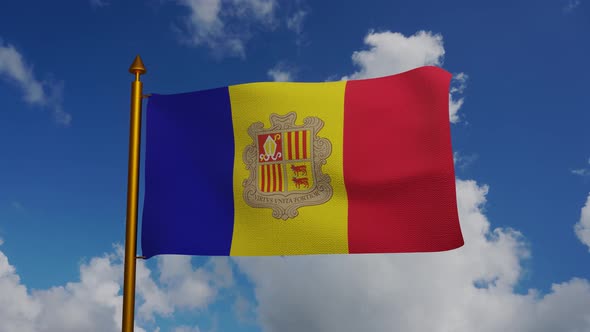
[141,88,235,257]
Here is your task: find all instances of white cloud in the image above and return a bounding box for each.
[287,9,309,46]
[0,251,40,332]
[231,0,276,21]
[571,157,590,176]
[176,0,230,54]
[286,9,307,46]
[451,72,468,94]
[341,30,467,123]
[235,179,590,332]
[138,255,235,321]
[286,10,307,35]
[267,61,298,82]
[175,0,277,57]
[0,245,232,331]
[454,151,478,170]
[449,72,468,123]
[135,256,172,321]
[0,43,44,104]
[574,194,590,251]
[156,255,217,310]
[0,248,134,332]
[342,30,445,80]
[267,67,293,82]
[564,0,581,13]
[0,39,71,126]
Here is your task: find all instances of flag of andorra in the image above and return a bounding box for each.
[141,66,464,258]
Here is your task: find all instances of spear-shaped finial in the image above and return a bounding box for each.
[128,55,146,75]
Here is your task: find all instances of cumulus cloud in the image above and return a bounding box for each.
[0,251,41,332]
[342,30,445,80]
[175,0,277,57]
[341,30,467,123]
[0,39,71,126]
[267,68,291,82]
[137,255,234,323]
[155,256,218,311]
[235,179,590,332]
[267,62,294,82]
[574,194,590,251]
[0,246,233,331]
[0,247,134,332]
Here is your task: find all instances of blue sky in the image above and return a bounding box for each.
[1,0,590,331]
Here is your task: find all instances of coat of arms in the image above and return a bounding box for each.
[242,112,333,220]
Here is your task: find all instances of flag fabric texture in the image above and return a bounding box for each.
[141,66,463,258]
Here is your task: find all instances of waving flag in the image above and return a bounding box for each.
[141,66,463,257]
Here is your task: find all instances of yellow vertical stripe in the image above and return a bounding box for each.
[258,165,262,191]
[229,82,349,255]
[306,130,311,159]
[295,130,303,159]
[289,131,296,160]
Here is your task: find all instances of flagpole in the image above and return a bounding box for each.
[122,55,146,332]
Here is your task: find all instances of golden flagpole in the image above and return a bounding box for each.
[122,55,146,332]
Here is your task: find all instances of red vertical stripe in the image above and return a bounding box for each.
[343,66,463,254]
[272,164,277,192]
[260,165,266,192]
[287,132,293,160]
[302,130,307,158]
[278,164,283,191]
[295,131,300,159]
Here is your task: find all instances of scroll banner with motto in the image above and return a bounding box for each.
[141,66,464,257]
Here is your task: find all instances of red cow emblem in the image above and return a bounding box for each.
[292,177,309,189]
[290,164,307,176]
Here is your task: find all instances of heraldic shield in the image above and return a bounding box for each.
[242,112,333,220]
